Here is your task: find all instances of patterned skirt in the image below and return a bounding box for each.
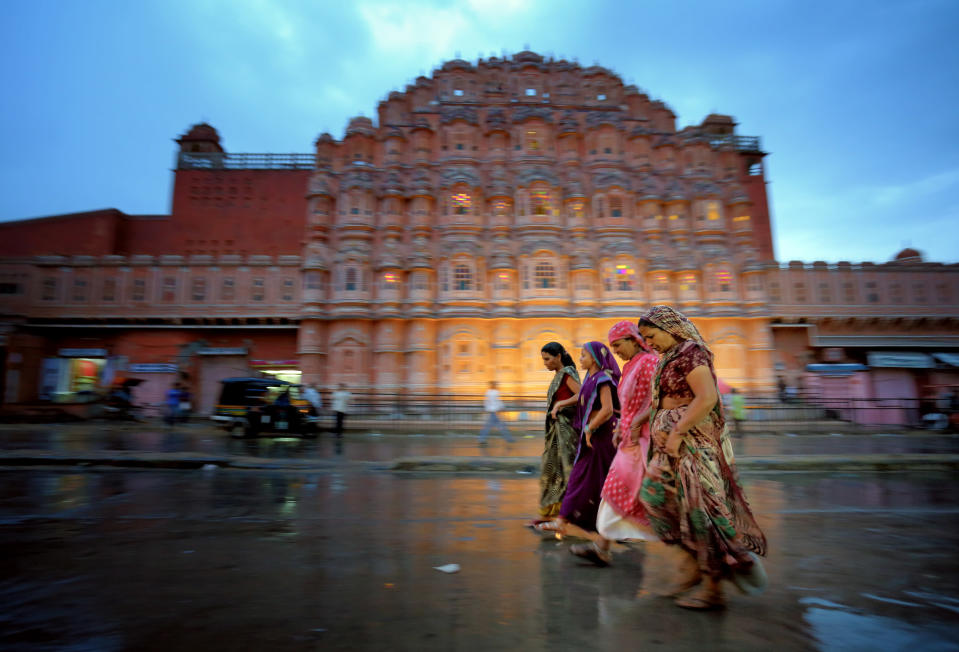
[639,406,766,578]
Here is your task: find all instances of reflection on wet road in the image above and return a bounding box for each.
[1,468,957,651]
[3,424,959,462]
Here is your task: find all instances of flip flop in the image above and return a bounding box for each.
[534,521,564,533]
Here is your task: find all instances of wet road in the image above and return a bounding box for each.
[2,423,959,461]
[1,468,958,651]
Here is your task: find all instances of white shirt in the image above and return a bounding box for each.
[302,387,322,410]
[331,390,351,413]
[484,388,503,413]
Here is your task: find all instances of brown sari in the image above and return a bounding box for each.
[639,311,766,579]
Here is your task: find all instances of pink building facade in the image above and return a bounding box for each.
[0,52,957,417]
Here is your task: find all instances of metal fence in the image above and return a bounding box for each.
[327,392,940,430]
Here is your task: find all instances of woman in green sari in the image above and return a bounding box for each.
[530,341,581,525]
[638,306,767,609]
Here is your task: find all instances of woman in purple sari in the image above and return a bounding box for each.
[538,341,620,566]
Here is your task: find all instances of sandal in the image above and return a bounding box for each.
[534,521,564,533]
[524,518,552,528]
[569,542,611,567]
[659,575,702,598]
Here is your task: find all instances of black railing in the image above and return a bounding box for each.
[708,135,761,152]
[308,392,942,430]
[177,152,315,170]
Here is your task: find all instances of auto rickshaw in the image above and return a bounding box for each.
[211,377,318,437]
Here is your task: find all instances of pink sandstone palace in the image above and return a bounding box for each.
[0,51,957,416]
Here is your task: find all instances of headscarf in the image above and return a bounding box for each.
[641,305,711,357]
[577,341,621,439]
[583,341,621,384]
[608,319,653,354]
[640,305,723,441]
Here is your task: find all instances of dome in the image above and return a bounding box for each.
[894,248,923,262]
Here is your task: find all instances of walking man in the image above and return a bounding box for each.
[479,380,513,444]
[331,383,351,438]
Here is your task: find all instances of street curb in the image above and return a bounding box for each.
[1,450,958,473]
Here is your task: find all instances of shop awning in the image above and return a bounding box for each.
[867,352,936,368]
[806,363,869,375]
[933,353,959,368]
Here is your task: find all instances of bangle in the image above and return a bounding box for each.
[585,425,592,435]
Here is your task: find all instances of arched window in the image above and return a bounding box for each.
[454,264,473,291]
[530,188,552,216]
[492,199,510,216]
[345,267,358,291]
[534,262,556,289]
[614,264,635,291]
[610,196,623,218]
[451,191,471,215]
[716,269,733,293]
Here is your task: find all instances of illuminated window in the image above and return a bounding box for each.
[526,130,540,151]
[531,188,552,216]
[454,264,473,291]
[496,272,510,291]
[680,273,696,292]
[534,262,556,289]
[707,202,721,221]
[451,192,471,215]
[716,270,732,293]
[525,88,537,96]
[655,273,669,294]
[382,272,399,292]
[492,199,509,216]
[614,264,635,291]
[733,214,750,223]
[570,201,585,220]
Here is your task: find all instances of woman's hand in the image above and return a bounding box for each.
[665,430,684,457]
[612,424,622,447]
[585,427,593,448]
[629,419,643,445]
[550,405,560,419]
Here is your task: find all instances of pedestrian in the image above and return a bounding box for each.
[331,383,351,437]
[777,377,786,403]
[728,388,746,437]
[302,382,323,416]
[177,384,192,423]
[586,320,660,558]
[164,382,182,426]
[638,305,767,609]
[537,342,619,567]
[479,380,514,444]
[530,342,581,526]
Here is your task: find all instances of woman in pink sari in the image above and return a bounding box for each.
[596,320,659,542]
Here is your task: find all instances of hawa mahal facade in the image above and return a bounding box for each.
[1,52,957,414]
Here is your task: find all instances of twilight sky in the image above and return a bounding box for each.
[2,0,957,264]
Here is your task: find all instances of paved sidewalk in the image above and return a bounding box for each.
[1,421,957,472]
